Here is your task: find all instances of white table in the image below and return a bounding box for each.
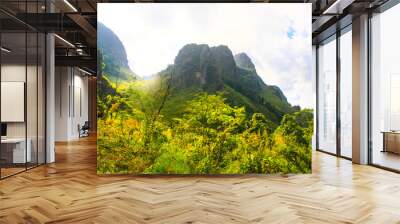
[1,138,31,163]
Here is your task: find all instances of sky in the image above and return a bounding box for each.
[98,3,313,109]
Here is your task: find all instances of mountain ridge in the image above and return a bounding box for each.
[97,33,296,123]
[159,43,294,123]
[97,22,135,80]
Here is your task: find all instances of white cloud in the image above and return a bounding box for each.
[98,3,313,109]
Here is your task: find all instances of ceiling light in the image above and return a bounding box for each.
[78,67,93,76]
[1,47,11,53]
[76,48,86,55]
[323,0,355,15]
[63,0,78,12]
[54,34,75,48]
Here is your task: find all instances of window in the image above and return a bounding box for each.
[339,28,352,158]
[318,36,337,154]
[371,3,400,171]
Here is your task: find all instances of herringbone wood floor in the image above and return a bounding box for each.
[1,136,400,224]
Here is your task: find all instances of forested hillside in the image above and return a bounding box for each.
[97,22,135,81]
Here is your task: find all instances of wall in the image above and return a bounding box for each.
[54,67,89,141]
[88,76,97,132]
[1,64,43,138]
[55,67,70,141]
[1,64,26,138]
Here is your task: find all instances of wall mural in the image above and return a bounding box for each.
[97,3,313,174]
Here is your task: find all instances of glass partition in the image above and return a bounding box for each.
[0,2,46,179]
[27,31,38,169]
[38,32,45,165]
[1,31,28,177]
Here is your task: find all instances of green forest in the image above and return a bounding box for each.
[97,23,313,174]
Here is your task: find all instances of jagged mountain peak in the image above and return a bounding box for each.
[234,53,256,72]
[173,43,237,91]
[174,43,235,67]
[162,43,293,122]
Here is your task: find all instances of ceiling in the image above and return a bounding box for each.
[0,0,392,75]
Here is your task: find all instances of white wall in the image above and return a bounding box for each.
[71,72,89,138]
[55,67,89,141]
[1,65,39,137]
[1,65,26,140]
[55,66,70,141]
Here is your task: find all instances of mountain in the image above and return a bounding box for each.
[97,22,135,81]
[234,53,256,72]
[160,43,294,123]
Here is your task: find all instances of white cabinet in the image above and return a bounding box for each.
[1,138,32,163]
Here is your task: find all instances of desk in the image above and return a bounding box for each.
[1,138,31,164]
[382,131,400,154]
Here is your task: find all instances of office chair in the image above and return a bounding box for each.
[79,121,90,138]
